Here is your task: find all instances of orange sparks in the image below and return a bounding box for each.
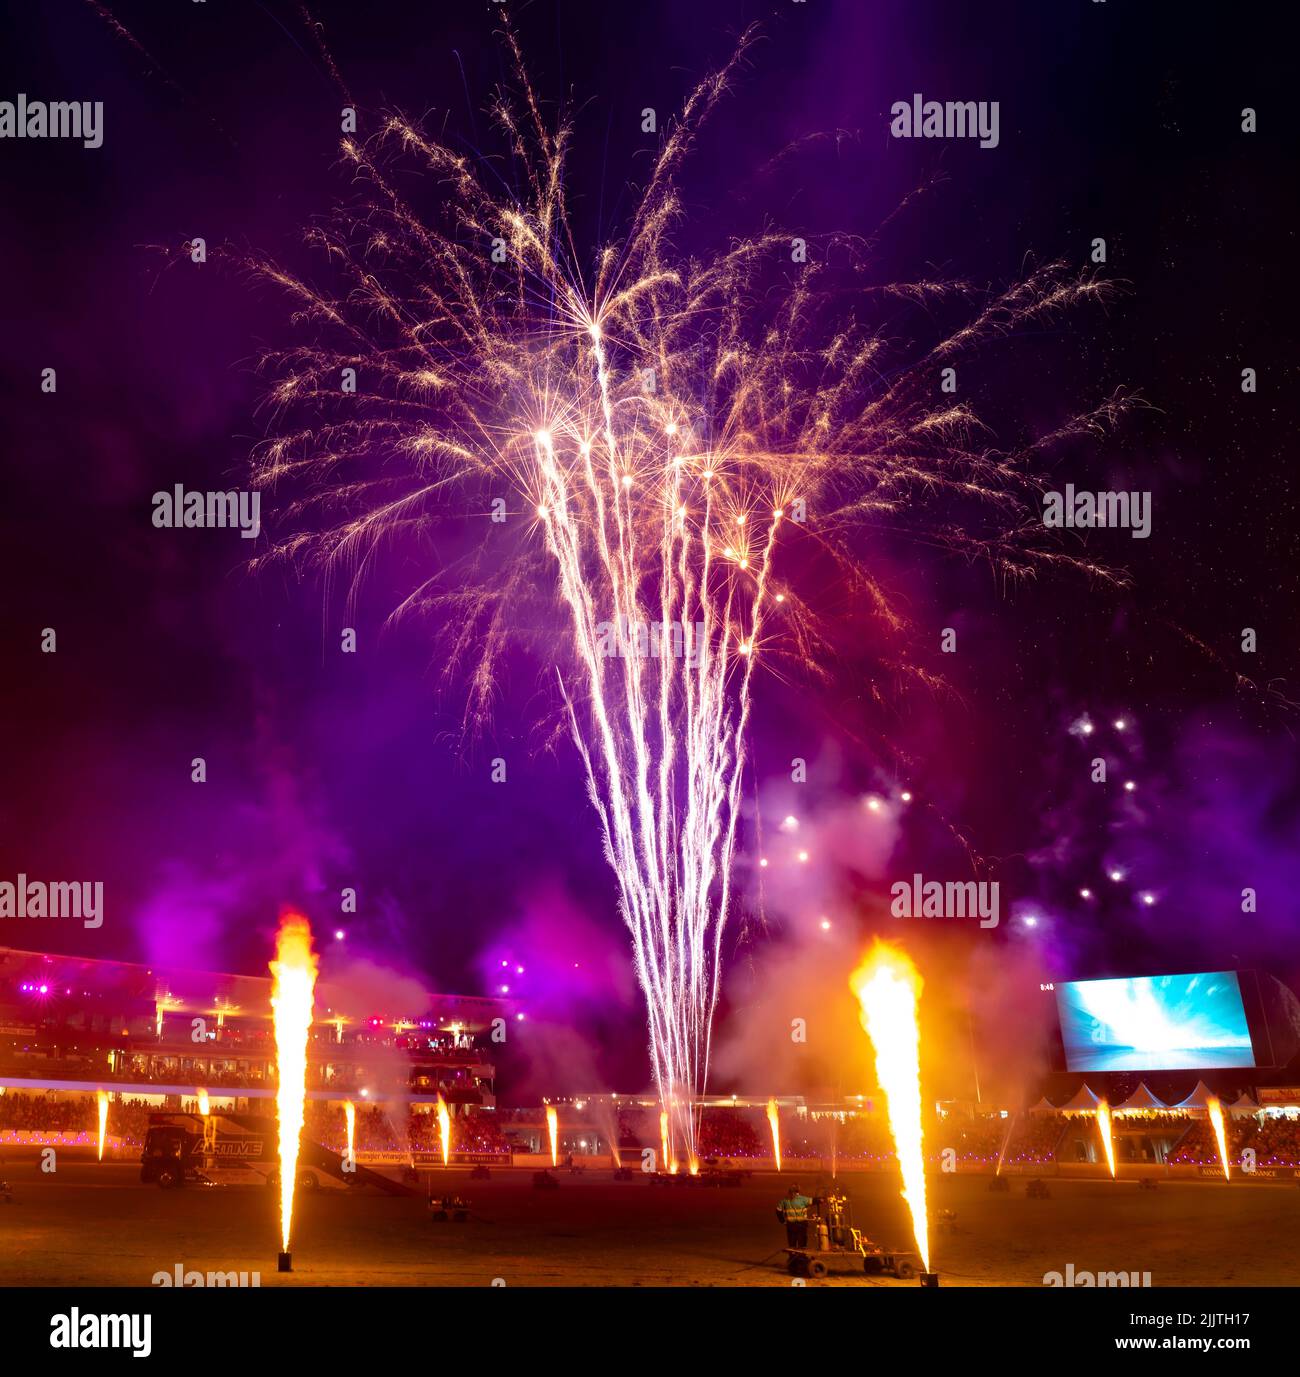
[850,941,930,1273]
[438,1095,452,1168]
[96,1089,109,1161]
[1207,1096,1230,1181]
[270,912,319,1252]
[1096,1099,1117,1178]
[659,1109,671,1174]
[343,1100,355,1163]
[546,1104,558,1168]
[766,1098,782,1172]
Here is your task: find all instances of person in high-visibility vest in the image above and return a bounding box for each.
[776,1184,812,1248]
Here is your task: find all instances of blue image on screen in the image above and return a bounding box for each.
[1056,971,1255,1072]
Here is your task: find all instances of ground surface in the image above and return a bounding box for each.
[1,1157,1296,1287]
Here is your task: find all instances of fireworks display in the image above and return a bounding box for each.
[249,24,1119,1164]
[270,912,320,1253]
[0,0,1291,1322]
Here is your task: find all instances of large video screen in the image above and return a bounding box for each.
[1056,971,1255,1072]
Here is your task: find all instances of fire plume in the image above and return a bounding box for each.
[766,1099,782,1172]
[546,1104,558,1168]
[850,941,930,1273]
[343,1100,355,1163]
[438,1095,452,1168]
[1096,1100,1117,1177]
[196,1088,210,1117]
[270,912,319,1252]
[1207,1096,1230,1180]
[96,1089,109,1161]
[659,1109,671,1174]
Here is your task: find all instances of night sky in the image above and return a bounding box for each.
[0,2,1295,1094]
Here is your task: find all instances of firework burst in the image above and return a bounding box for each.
[247,22,1123,1160]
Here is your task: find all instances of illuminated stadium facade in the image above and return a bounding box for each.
[0,945,510,1111]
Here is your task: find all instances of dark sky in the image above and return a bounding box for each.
[0,1,1295,1091]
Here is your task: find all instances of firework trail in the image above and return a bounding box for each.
[247,22,1122,1161]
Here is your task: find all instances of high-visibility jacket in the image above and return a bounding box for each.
[778,1193,811,1221]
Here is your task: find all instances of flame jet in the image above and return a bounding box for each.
[767,1099,782,1172]
[249,22,1125,1165]
[1096,1100,1117,1177]
[1207,1096,1230,1180]
[96,1090,109,1161]
[850,942,930,1273]
[438,1095,452,1168]
[659,1109,673,1175]
[546,1105,558,1168]
[270,913,319,1253]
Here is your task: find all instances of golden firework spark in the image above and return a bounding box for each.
[96,1089,109,1161]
